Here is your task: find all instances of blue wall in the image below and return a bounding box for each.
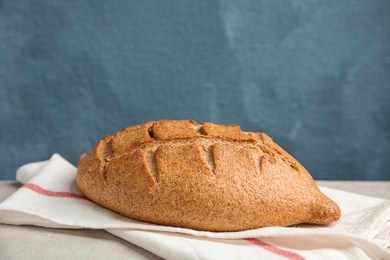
[1,1,389,180]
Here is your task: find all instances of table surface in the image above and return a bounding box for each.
[1,180,389,259]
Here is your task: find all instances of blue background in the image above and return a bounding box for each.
[1,1,389,180]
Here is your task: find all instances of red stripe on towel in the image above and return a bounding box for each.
[22,183,87,200]
[244,238,306,260]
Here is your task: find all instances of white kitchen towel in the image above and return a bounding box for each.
[0,154,389,259]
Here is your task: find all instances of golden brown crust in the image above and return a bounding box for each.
[77,120,341,231]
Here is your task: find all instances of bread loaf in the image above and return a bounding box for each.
[77,120,341,231]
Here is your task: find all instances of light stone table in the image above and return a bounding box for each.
[1,180,389,259]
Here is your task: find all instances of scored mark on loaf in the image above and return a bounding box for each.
[193,124,208,136]
[201,145,216,175]
[148,126,155,139]
[102,163,109,183]
[255,154,262,177]
[144,150,160,184]
[102,137,113,183]
[104,138,113,158]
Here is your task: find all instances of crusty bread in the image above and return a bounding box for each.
[77,120,341,231]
